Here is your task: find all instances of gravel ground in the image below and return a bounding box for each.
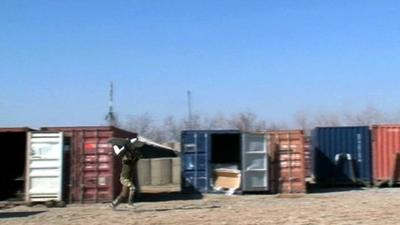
[1,188,400,225]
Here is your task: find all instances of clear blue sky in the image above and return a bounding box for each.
[1,1,400,128]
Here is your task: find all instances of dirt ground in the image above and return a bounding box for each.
[1,187,400,225]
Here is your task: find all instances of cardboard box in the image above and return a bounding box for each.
[213,169,241,190]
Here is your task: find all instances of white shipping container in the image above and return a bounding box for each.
[25,132,64,203]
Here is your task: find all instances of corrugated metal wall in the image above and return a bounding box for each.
[312,126,372,186]
[181,131,210,193]
[372,125,400,185]
[242,133,269,192]
[25,132,64,203]
[267,130,307,193]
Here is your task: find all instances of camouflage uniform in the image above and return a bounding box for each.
[109,138,142,209]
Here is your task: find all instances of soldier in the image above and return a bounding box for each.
[109,137,144,209]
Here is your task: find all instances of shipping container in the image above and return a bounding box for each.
[41,126,137,203]
[25,131,66,203]
[0,127,35,201]
[372,125,400,186]
[267,130,307,193]
[181,130,268,193]
[312,126,372,186]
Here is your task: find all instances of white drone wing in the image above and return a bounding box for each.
[113,145,125,155]
[112,136,174,156]
[132,136,174,150]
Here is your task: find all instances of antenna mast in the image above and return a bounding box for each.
[105,81,117,126]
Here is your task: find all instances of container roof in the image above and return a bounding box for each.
[41,125,137,134]
[0,127,35,133]
[314,125,370,129]
[182,129,241,133]
[42,125,121,130]
[371,124,400,127]
[266,130,304,134]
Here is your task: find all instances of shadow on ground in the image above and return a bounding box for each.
[0,211,46,219]
[136,191,203,203]
[114,204,220,213]
[134,204,220,213]
[307,184,366,194]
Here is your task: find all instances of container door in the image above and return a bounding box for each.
[181,131,209,192]
[242,133,268,191]
[76,130,116,203]
[26,132,64,202]
[273,132,306,193]
[373,125,400,184]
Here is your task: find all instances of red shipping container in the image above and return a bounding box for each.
[41,126,137,203]
[372,125,400,185]
[267,130,307,193]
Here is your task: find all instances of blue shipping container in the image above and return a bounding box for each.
[181,130,211,193]
[181,130,268,193]
[312,126,372,185]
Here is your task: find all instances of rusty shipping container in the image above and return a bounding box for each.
[372,125,400,185]
[267,130,307,193]
[41,126,137,203]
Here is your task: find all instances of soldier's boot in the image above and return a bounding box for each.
[127,187,135,208]
[109,196,123,210]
